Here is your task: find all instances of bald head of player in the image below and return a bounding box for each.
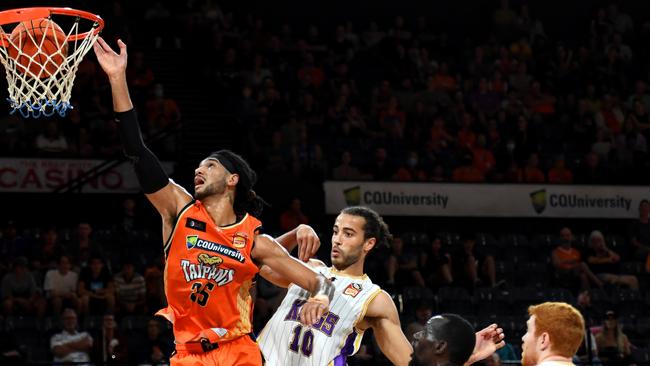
[331,206,392,273]
[194,149,264,216]
[412,314,476,366]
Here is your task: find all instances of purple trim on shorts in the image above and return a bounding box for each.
[332,331,357,366]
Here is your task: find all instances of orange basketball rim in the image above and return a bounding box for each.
[0,7,104,118]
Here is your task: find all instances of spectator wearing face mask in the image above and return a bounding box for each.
[393,151,427,181]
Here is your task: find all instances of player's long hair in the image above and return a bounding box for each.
[207,150,267,217]
[340,206,392,248]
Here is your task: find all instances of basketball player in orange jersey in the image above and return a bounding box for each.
[93,37,333,366]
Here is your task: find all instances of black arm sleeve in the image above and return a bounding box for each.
[115,109,169,194]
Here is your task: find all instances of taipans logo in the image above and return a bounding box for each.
[530,189,547,214]
[197,253,223,266]
[186,235,246,263]
[344,186,361,206]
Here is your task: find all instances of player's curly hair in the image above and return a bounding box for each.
[207,150,268,217]
[340,206,392,248]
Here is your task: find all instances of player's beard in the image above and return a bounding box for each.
[195,177,227,200]
[332,246,363,270]
[521,344,537,366]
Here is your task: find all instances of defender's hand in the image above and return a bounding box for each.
[299,296,329,326]
[296,224,320,262]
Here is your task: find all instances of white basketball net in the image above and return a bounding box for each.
[0,17,100,118]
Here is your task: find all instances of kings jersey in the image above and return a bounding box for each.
[156,200,262,344]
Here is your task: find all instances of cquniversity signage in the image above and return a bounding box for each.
[324,181,648,218]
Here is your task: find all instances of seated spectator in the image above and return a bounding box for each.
[595,310,632,365]
[586,230,639,290]
[145,83,181,133]
[472,134,496,176]
[575,151,609,184]
[30,225,65,275]
[144,257,166,313]
[575,293,600,365]
[114,260,146,316]
[132,318,173,365]
[35,120,68,155]
[332,151,367,180]
[552,227,602,291]
[520,153,545,183]
[386,237,425,288]
[66,222,103,271]
[1,256,46,318]
[78,256,115,316]
[44,255,80,315]
[393,151,427,181]
[547,155,573,184]
[419,236,453,288]
[628,199,650,260]
[366,147,395,180]
[50,308,93,364]
[452,154,485,182]
[0,328,23,365]
[90,313,128,364]
[279,198,309,233]
[405,301,433,342]
[451,234,496,288]
[525,80,556,115]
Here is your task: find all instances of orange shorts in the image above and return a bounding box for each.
[172,335,262,366]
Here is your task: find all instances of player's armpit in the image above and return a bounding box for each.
[365,291,413,366]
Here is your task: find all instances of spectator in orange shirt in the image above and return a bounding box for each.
[430,116,455,147]
[430,62,457,92]
[472,134,496,176]
[279,198,309,232]
[525,80,556,115]
[521,153,545,183]
[452,155,485,182]
[457,113,477,150]
[547,155,574,184]
[393,151,428,182]
[297,53,325,88]
[380,97,407,139]
[145,84,181,131]
[552,227,602,291]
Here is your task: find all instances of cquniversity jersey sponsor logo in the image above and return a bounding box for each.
[186,235,246,263]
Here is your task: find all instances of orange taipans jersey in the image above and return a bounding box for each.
[156,200,262,345]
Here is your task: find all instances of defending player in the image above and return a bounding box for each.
[258,206,504,365]
[93,37,333,366]
[521,302,585,366]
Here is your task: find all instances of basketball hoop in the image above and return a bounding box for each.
[0,7,104,118]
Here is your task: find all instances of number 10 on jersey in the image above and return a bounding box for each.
[289,325,314,357]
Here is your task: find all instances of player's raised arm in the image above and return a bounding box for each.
[93,37,191,221]
[361,290,413,366]
[252,234,334,324]
[274,224,321,262]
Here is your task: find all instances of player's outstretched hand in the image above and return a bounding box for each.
[465,323,505,365]
[93,37,128,79]
[299,297,329,326]
[296,224,320,262]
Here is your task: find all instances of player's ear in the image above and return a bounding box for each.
[227,173,239,187]
[539,332,551,351]
[434,340,447,355]
[363,237,376,253]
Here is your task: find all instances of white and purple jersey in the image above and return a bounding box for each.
[258,265,381,366]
